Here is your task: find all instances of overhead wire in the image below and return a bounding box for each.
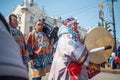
[59,0,106,17]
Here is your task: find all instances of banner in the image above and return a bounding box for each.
[87,62,101,79]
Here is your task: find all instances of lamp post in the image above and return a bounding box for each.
[111,0,117,54]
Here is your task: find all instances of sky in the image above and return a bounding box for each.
[0,0,120,41]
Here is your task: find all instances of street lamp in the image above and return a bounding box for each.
[99,0,117,54]
[111,0,117,54]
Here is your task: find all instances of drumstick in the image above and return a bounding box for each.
[89,45,112,53]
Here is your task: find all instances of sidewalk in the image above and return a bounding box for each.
[101,67,120,74]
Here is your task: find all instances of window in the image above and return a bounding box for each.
[29,26,33,32]
[19,17,21,22]
[30,16,34,22]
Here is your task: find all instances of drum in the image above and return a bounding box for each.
[85,26,114,64]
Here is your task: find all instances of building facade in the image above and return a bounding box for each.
[11,0,88,41]
[11,0,62,36]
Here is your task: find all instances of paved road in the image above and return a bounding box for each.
[41,72,120,80]
[89,72,120,80]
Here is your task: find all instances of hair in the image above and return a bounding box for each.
[50,27,59,43]
[9,14,17,26]
[50,27,59,38]
[0,13,10,32]
[34,19,43,26]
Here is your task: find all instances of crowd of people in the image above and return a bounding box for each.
[0,12,60,80]
[0,12,120,80]
[109,52,120,69]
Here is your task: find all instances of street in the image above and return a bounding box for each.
[89,72,120,80]
[41,72,120,80]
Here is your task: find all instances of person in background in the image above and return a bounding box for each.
[48,17,89,80]
[0,12,28,80]
[50,27,59,46]
[8,14,28,68]
[26,19,51,80]
[109,52,117,69]
[50,27,59,57]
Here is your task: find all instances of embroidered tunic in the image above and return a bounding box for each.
[10,27,27,64]
[48,26,89,80]
[26,30,52,77]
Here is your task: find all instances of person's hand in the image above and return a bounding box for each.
[79,49,88,65]
[34,48,42,55]
[30,60,34,65]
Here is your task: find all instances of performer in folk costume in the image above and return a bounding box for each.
[26,19,52,80]
[48,17,113,80]
[48,18,90,80]
[9,14,28,68]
